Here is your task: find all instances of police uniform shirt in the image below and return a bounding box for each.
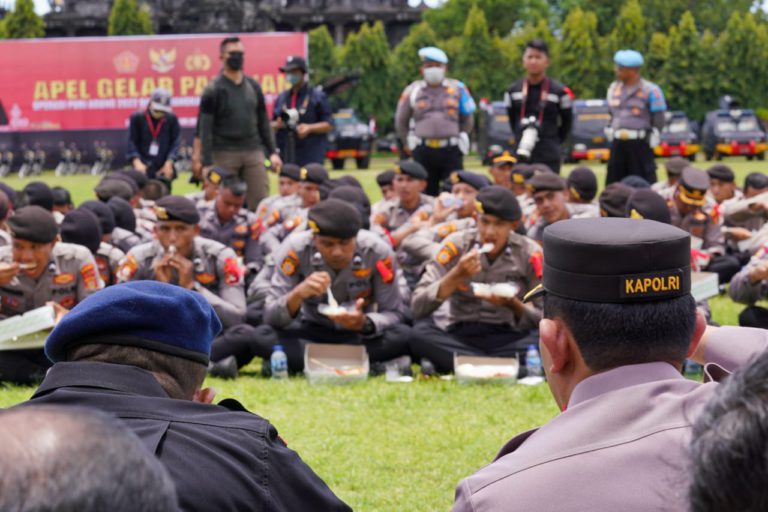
[411,227,543,329]
[401,217,476,265]
[504,78,573,161]
[0,229,10,248]
[25,362,351,512]
[607,79,667,131]
[372,194,435,233]
[96,241,125,287]
[111,226,143,254]
[452,327,768,512]
[197,203,262,265]
[184,190,211,209]
[730,243,768,304]
[256,193,298,221]
[259,208,309,259]
[395,78,475,142]
[668,201,725,256]
[265,194,304,228]
[117,237,246,327]
[0,242,103,315]
[527,203,598,243]
[264,229,406,333]
[720,192,768,233]
[273,83,333,165]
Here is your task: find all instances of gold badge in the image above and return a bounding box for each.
[154,206,169,220]
[300,167,308,181]
[630,208,644,220]
[308,219,320,234]
[475,200,484,214]
[450,172,460,184]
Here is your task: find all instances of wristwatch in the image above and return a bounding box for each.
[361,317,375,336]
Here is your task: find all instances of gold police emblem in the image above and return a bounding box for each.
[154,206,169,220]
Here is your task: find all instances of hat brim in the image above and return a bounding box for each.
[678,190,706,206]
[280,64,306,72]
[523,283,546,303]
[150,101,172,113]
[493,156,517,166]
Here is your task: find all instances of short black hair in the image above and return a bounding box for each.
[221,175,247,197]
[143,179,169,201]
[0,405,178,512]
[525,39,549,56]
[689,350,768,512]
[543,294,696,371]
[220,36,241,54]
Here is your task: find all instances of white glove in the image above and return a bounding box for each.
[407,132,420,152]
[649,128,661,148]
[604,126,614,143]
[458,132,470,155]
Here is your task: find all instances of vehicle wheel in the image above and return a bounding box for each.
[331,159,345,170]
[747,155,754,161]
[714,152,722,161]
[355,156,370,170]
[687,154,696,162]
[759,152,766,161]
[704,151,713,161]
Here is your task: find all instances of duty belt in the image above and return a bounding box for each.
[614,128,647,140]
[417,136,460,148]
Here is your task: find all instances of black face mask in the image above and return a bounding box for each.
[226,51,244,71]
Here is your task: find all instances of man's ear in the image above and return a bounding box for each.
[540,318,572,374]
[686,308,708,358]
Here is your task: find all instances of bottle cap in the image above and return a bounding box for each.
[273,344,284,352]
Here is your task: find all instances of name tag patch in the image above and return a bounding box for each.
[620,269,683,299]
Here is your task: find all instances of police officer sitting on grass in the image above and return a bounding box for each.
[526,172,596,243]
[452,217,768,512]
[185,166,229,208]
[0,206,103,384]
[565,166,599,217]
[254,199,411,374]
[60,208,125,287]
[410,186,543,375]
[20,281,351,512]
[255,163,302,221]
[117,196,246,329]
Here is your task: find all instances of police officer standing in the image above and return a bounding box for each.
[505,40,573,174]
[395,47,476,196]
[272,56,333,166]
[606,49,667,185]
[127,88,180,186]
[0,206,104,384]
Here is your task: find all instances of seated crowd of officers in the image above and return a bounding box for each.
[1,150,768,383]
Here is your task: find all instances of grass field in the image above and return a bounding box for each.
[0,155,762,510]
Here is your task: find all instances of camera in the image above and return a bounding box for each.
[516,116,540,160]
[279,108,300,131]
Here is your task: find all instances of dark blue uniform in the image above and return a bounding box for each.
[273,84,333,166]
[126,109,181,179]
[24,362,351,512]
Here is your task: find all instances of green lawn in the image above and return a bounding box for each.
[0,155,760,510]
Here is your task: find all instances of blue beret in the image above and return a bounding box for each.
[418,46,448,64]
[45,281,222,365]
[614,49,644,67]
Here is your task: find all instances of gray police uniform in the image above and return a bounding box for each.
[527,204,597,242]
[259,208,309,260]
[401,217,476,266]
[255,193,298,221]
[96,241,125,286]
[184,190,211,209]
[729,244,768,328]
[264,194,304,229]
[255,229,410,372]
[197,203,261,268]
[111,226,143,254]
[117,238,246,328]
[0,242,104,383]
[410,228,543,373]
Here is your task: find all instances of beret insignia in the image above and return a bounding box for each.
[154,206,169,220]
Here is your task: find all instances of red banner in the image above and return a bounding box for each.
[0,32,306,133]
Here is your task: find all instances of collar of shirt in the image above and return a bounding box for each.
[32,361,170,399]
[568,362,686,409]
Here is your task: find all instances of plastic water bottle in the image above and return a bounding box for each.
[270,345,288,380]
[525,344,543,377]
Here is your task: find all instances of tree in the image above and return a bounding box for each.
[307,26,337,86]
[4,0,44,39]
[424,0,550,39]
[660,12,703,117]
[339,22,395,132]
[697,30,721,115]
[500,18,559,82]
[389,22,438,93]
[609,0,647,55]
[453,5,510,102]
[717,12,768,109]
[559,8,602,98]
[108,0,154,36]
[644,32,669,80]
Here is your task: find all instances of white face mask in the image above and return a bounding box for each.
[423,67,445,85]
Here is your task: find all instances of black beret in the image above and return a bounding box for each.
[60,209,102,254]
[206,166,229,185]
[300,163,329,184]
[745,172,768,191]
[329,186,371,230]
[376,170,396,187]
[678,167,709,206]
[620,175,651,189]
[154,196,200,224]
[80,200,116,235]
[0,182,17,208]
[528,172,566,193]
[144,179,170,201]
[51,186,73,207]
[626,189,671,224]
[107,197,137,233]
[308,198,362,239]
[529,163,554,174]
[23,182,54,211]
[510,163,534,185]
[599,183,634,217]
[567,167,597,201]
[279,163,302,181]
[394,160,428,180]
[119,169,149,190]
[524,218,691,304]
[707,164,735,183]
[449,170,491,191]
[665,157,689,176]
[8,205,58,243]
[335,175,363,190]
[476,185,521,221]
[106,173,140,195]
[95,177,134,202]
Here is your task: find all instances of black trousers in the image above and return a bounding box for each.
[409,321,538,374]
[606,139,657,185]
[412,145,463,196]
[706,254,742,285]
[211,321,412,373]
[0,349,51,385]
[739,305,768,329]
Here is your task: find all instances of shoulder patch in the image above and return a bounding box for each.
[280,249,299,277]
[117,255,138,282]
[53,272,75,285]
[223,257,243,285]
[529,251,543,280]
[436,241,460,266]
[250,219,264,240]
[437,222,457,240]
[80,263,100,290]
[375,256,394,284]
